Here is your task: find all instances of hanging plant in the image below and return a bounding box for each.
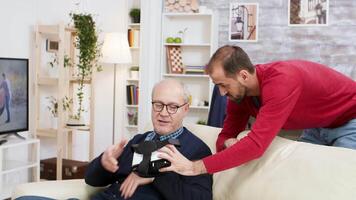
[70,13,102,120]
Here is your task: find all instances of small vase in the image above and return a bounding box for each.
[132,16,140,23]
[51,117,58,129]
[66,117,86,127]
[127,110,137,126]
[48,66,59,78]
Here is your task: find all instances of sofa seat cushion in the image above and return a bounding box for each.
[212,133,356,200]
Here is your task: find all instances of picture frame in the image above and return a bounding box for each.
[288,0,329,26]
[229,3,259,42]
[46,39,59,53]
[166,46,184,74]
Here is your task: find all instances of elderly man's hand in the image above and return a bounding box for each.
[101,140,127,173]
[119,172,154,199]
[158,144,207,176]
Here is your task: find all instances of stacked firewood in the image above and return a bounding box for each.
[164,0,199,13]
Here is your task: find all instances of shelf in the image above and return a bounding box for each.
[126,104,139,108]
[36,128,57,138]
[38,25,76,35]
[70,77,92,84]
[163,73,209,78]
[37,77,58,86]
[2,160,38,175]
[127,78,139,82]
[65,126,90,131]
[37,77,92,85]
[189,105,210,110]
[0,138,39,149]
[164,43,211,47]
[129,23,141,27]
[163,13,212,17]
[126,125,138,129]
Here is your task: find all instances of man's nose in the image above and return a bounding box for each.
[159,106,170,116]
[218,86,227,96]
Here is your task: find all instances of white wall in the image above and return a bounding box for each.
[0,0,128,160]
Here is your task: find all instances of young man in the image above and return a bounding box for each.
[159,45,356,176]
[85,79,212,200]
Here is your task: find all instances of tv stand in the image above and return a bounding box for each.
[0,138,40,199]
[3,132,26,140]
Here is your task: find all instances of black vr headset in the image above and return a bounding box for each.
[131,139,180,177]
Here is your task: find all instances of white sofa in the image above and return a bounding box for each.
[13,124,356,200]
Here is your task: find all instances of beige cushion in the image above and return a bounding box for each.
[188,125,356,200]
[12,179,103,199]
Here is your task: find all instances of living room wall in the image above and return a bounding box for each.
[200,0,356,79]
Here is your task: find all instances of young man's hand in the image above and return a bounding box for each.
[224,138,239,148]
[101,140,127,173]
[158,144,207,176]
[119,172,154,199]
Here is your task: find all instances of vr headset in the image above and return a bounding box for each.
[131,139,180,177]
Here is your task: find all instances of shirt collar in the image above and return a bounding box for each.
[145,127,184,141]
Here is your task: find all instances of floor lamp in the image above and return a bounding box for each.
[101,32,132,144]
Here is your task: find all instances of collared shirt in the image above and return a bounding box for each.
[144,127,184,141]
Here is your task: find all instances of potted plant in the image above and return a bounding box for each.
[129,8,141,23]
[69,13,101,124]
[46,96,72,128]
[48,54,73,77]
[129,66,139,79]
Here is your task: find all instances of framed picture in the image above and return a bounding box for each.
[288,0,328,26]
[166,46,184,74]
[46,39,59,53]
[229,3,259,42]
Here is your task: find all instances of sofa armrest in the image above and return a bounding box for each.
[12,179,105,199]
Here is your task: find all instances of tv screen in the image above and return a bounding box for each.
[0,57,28,135]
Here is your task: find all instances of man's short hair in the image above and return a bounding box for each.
[206,45,255,77]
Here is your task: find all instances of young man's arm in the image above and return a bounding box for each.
[216,99,250,152]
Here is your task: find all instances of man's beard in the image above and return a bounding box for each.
[228,85,246,104]
[228,95,244,104]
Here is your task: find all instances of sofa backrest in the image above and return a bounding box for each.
[185,123,356,200]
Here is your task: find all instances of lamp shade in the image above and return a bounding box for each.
[101,32,132,64]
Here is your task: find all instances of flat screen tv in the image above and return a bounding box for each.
[0,57,28,137]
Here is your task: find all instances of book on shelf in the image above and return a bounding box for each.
[128,29,140,48]
[126,84,139,105]
[184,65,206,75]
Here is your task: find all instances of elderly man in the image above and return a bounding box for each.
[15,79,212,200]
[85,79,212,200]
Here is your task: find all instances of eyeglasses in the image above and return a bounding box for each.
[151,101,187,114]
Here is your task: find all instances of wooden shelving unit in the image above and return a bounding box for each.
[34,23,95,180]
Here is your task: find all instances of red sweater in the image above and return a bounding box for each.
[203,60,356,173]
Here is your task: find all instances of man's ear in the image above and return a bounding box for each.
[183,104,189,117]
[238,70,249,81]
